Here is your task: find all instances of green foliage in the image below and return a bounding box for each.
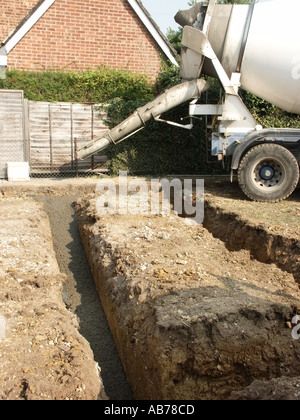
[155,63,181,93]
[0,66,154,103]
[105,0,299,175]
[105,81,300,176]
[166,28,183,55]
[242,90,300,128]
[1,59,299,176]
[104,99,219,176]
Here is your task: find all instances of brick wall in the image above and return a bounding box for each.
[0,0,163,80]
[0,0,37,43]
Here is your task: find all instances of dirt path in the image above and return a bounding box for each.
[37,196,133,400]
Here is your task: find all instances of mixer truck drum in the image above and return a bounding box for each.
[237,144,300,203]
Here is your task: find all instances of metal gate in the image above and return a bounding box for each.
[0,90,28,178]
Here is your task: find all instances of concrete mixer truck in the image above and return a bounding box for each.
[78,0,300,202]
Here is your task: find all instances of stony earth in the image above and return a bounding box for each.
[0,197,107,400]
[0,178,299,400]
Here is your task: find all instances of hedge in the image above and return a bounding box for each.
[1,66,299,176]
[0,66,154,103]
[102,99,216,175]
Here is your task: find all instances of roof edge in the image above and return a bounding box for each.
[1,0,179,68]
[127,0,179,67]
[1,0,56,53]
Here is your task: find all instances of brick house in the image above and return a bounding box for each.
[0,0,178,80]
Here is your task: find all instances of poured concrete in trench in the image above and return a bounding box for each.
[37,196,133,400]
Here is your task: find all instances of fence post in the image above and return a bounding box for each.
[74,137,79,176]
[48,103,53,172]
[23,99,30,164]
[91,105,95,170]
[70,103,74,171]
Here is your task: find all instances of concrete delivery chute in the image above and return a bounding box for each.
[78,0,300,203]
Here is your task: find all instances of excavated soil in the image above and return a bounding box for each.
[0,198,107,400]
[75,179,300,400]
[204,181,300,284]
[0,177,299,400]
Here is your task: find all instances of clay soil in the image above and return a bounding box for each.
[0,177,299,400]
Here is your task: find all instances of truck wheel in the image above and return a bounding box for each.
[238,144,300,202]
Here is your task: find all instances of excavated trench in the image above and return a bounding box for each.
[36,196,133,400]
[203,202,300,285]
[1,179,299,400]
[74,189,300,400]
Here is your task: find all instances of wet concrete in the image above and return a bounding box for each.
[37,195,133,400]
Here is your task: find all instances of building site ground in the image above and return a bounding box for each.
[0,177,299,400]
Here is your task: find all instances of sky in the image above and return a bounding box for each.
[142,0,191,35]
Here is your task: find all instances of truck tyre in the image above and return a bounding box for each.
[238,143,300,202]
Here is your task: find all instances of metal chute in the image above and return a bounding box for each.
[78,79,209,160]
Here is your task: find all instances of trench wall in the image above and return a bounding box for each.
[75,195,300,400]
